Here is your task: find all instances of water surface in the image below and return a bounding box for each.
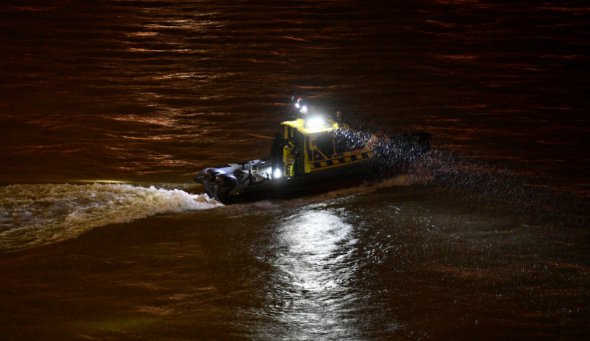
[1,0,589,339]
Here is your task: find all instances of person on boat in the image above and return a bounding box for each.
[293,145,304,175]
[283,140,296,177]
[334,110,349,129]
[270,133,285,179]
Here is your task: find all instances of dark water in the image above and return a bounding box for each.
[1,0,589,339]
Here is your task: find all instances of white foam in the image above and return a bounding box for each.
[0,184,221,251]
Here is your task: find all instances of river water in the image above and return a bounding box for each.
[1,0,589,339]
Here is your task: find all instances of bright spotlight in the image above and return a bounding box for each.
[305,116,326,130]
[273,168,283,179]
[300,105,308,114]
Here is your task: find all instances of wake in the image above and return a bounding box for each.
[0,183,220,252]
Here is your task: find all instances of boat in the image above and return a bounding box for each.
[194,99,430,204]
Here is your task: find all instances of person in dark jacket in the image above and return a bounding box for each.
[270,132,285,178]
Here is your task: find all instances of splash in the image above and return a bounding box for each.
[334,125,588,224]
[0,184,220,252]
[407,150,590,224]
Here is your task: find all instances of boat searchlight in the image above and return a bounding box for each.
[305,115,327,131]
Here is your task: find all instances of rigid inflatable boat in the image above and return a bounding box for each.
[194,100,430,204]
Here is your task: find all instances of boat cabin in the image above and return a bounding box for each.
[280,117,373,177]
